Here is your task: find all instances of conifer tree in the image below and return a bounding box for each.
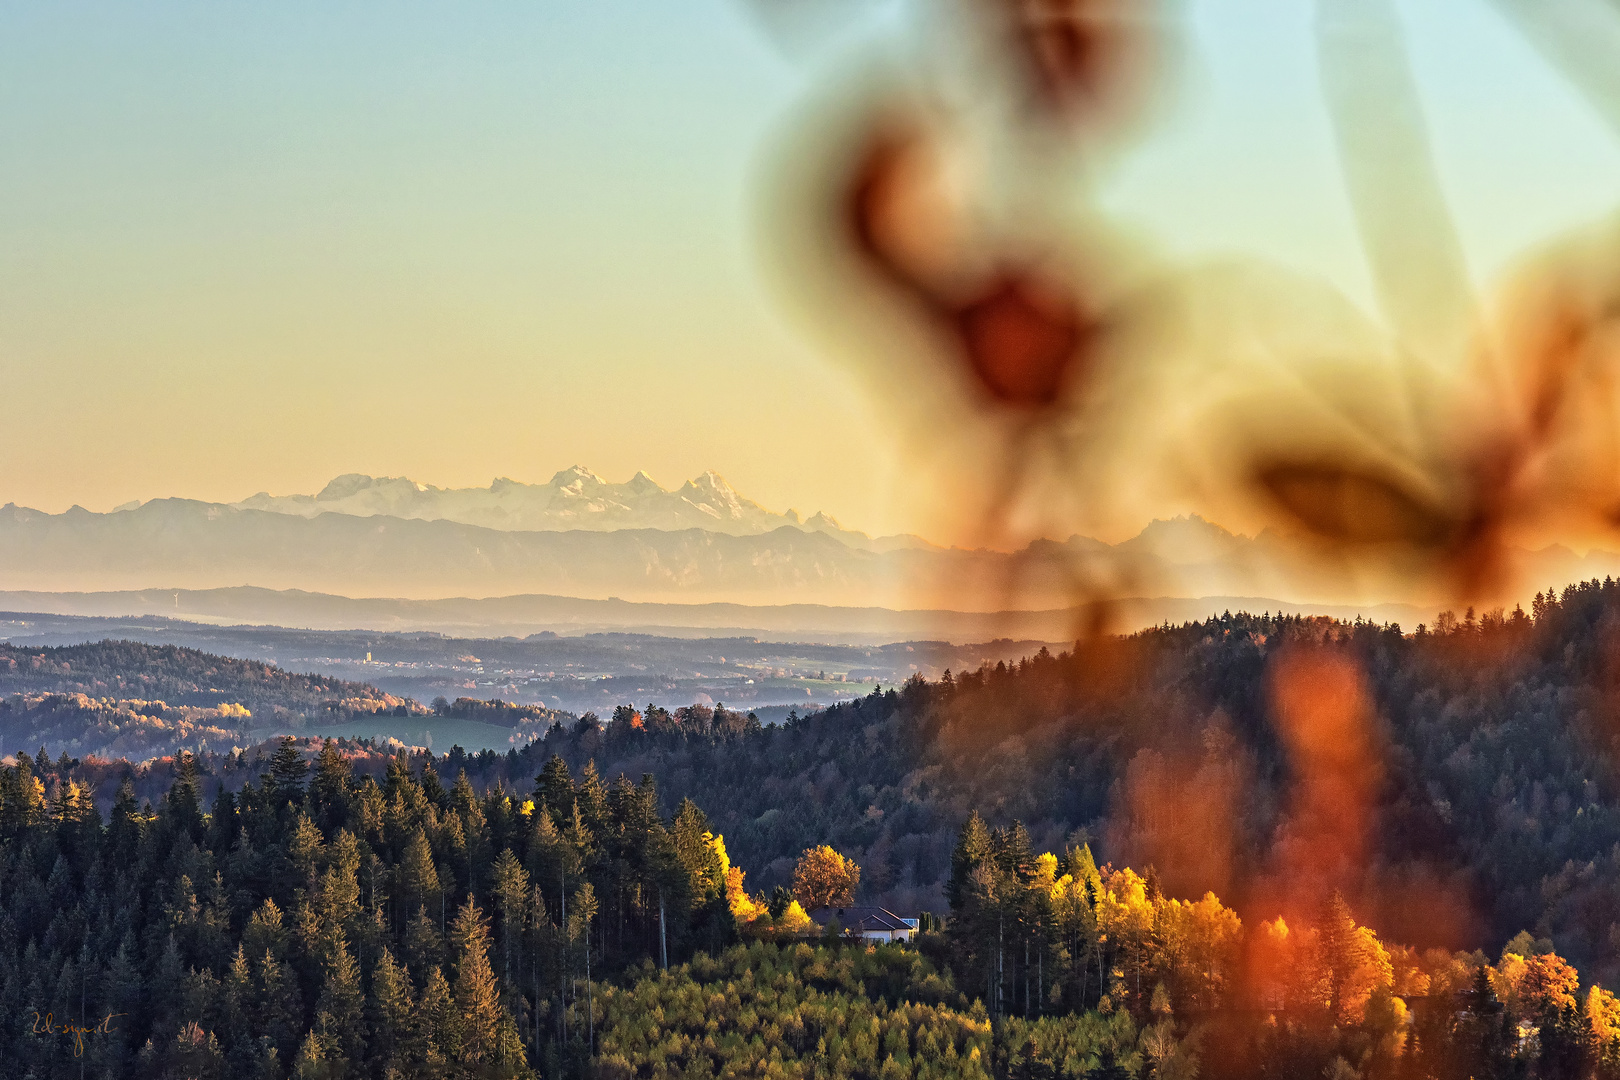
[400,826,441,919]
[418,964,460,1066]
[292,1028,325,1080]
[568,882,599,1053]
[264,736,310,808]
[491,848,531,988]
[223,943,252,1035]
[245,898,289,962]
[257,950,304,1059]
[536,755,575,829]
[165,751,205,840]
[451,896,504,1067]
[420,761,448,808]
[404,904,446,984]
[308,738,353,833]
[367,945,414,1075]
[948,812,993,912]
[288,812,325,893]
[319,830,363,933]
[575,761,609,837]
[107,774,142,851]
[316,941,365,1065]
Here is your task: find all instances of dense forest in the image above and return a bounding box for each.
[11,578,1620,1075]
[277,580,1620,984]
[3,735,1620,1079]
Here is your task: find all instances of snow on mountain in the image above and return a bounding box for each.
[2,496,1609,610]
[232,466,914,544]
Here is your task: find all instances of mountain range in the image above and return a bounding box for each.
[7,469,1619,613]
[226,466,932,551]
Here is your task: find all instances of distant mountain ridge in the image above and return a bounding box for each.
[227,466,932,551]
[7,476,1616,610]
[0,587,1439,643]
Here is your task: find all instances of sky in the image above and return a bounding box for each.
[3,0,1620,543]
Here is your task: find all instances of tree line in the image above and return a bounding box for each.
[940,813,1620,1078]
[0,735,760,1079]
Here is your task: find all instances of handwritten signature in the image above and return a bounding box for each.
[30,1011,124,1057]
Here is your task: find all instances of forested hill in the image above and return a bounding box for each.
[17,584,1620,989]
[375,579,1620,991]
[0,640,417,760]
[25,586,1620,984]
[0,639,405,714]
[13,583,1620,1076]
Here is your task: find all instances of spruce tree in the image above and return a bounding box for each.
[315,941,365,1065]
[223,943,252,1035]
[535,756,575,827]
[491,848,531,988]
[264,737,309,809]
[575,761,609,836]
[400,827,442,917]
[292,1028,325,1080]
[308,738,353,833]
[451,896,504,1066]
[367,945,414,1075]
[257,950,304,1059]
[671,799,722,901]
[421,761,449,808]
[419,964,460,1065]
[405,904,446,983]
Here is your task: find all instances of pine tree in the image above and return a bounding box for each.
[317,829,363,937]
[245,898,289,962]
[421,761,449,808]
[672,799,722,902]
[288,813,325,892]
[568,882,600,1053]
[107,775,142,852]
[948,812,993,912]
[102,936,143,1035]
[575,761,609,837]
[165,751,206,840]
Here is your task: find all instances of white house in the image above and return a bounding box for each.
[806,906,917,943]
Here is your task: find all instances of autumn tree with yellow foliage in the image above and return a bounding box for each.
[792,843,862,910]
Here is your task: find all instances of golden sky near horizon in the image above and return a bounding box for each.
[5,0,1620,546]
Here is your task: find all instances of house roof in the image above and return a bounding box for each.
[806,906,911,932]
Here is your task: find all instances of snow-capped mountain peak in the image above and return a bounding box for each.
[229,468,884,541]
